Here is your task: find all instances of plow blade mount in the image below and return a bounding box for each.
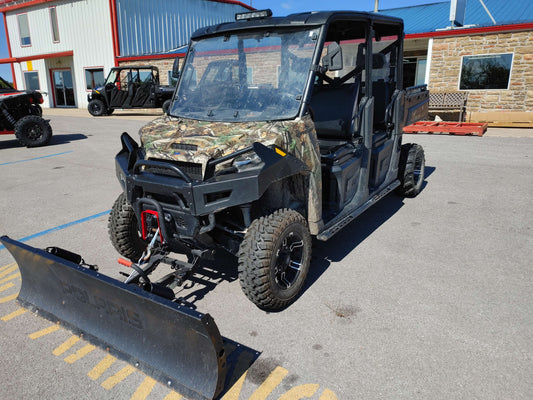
[0,236,226,400]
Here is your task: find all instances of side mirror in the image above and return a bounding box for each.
[322,42,343,71]
[171,58,180,79]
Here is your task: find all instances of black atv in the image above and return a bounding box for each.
[87,66,175,116]
[0,76,52,147]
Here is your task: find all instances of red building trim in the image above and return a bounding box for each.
[108,0,119,65]
[3,12,15,87]
[210,0,254,11]
[0,0,55,13]
[0,50,73,64]
[406,23,533,39]
[117,53,186,63]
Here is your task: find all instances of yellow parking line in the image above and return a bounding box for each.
[163,392,183,400]
[0,293,18,304]
[130,376,157,400]
[0,265,18,279]
[0,272,20,284]
[28,324,60,339]
[1,308,27,321]
[101,365,136,390]
[0,282,14,292]
[278,384,319,399]
[249,366,289,400]
[319,388,338,400]
[88,354,117,380]
[0,263,15,272]
[53,336,81,356]
[64,344,96,364]
[222,350,256,400]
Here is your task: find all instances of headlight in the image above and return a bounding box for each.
[233,151,261,168]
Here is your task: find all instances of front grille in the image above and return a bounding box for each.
[147,159,203,181]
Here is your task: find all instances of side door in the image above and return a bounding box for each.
[368,22,403,190]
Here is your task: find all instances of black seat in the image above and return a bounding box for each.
[309,82,360,142]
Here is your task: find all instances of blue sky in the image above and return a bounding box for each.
[0,0,445,82]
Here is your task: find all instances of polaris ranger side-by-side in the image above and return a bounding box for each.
[2,10,428,400]
[87,66,174,116]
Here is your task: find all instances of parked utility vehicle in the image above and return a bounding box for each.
[87,66,174,116]
[109,9,429,311]
[0,76,52,147]
[2,11,429,400]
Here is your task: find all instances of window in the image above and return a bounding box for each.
[24,71,40,91]
[49,7,60,43]
[84,68,105,90]
[459,53,513,90]
[17,13,31,46]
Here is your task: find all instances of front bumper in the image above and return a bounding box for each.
[115,133,263,241]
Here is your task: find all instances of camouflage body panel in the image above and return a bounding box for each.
[140,115,323,233]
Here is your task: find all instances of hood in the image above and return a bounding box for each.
[140,116,292,175]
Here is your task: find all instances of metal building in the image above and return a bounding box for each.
[0,0,252,109]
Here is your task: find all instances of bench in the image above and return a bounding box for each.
[429,91,468,122]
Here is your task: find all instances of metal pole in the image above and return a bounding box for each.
[374,0,379,12]
[478,0,497,25]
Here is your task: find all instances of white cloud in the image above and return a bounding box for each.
[281,2,293,9]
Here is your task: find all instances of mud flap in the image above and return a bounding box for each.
[0,236,226,400]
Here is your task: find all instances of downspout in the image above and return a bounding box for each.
[3,12,16,88]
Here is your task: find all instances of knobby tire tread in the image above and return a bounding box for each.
[108,193,146,261]
[238,209,311,311]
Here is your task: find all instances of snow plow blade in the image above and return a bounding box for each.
[0,236,226,400]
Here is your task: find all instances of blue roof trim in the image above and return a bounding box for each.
[379,0,533,34]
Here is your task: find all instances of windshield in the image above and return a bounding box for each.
[170,28,318,122]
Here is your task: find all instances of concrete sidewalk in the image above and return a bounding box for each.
[42,107,533,137]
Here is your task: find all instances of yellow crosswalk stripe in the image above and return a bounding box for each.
[130,376,157,400]
[162,392,183,400]
[88,354,117,380]
[0,282,14,292]
[101,365,136,390]
[53,336,81,356]
[0,272,20,284]
[64,344,96,364]
[28,324,60,339]
[0,293,17,304]
[0,265,18,279]
[1,308,27,321]
[278,384,319,399]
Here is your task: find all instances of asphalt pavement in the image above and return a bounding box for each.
[0,110,532,400]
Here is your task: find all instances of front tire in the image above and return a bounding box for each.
[88,99,106,116]
[397,143,425,197]
[14,115,52,147]
[238,209,312,311]
[108,193,147,261]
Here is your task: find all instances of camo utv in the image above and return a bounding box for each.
[109,10,428,311]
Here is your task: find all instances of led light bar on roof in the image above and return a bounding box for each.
[235,9,272,21]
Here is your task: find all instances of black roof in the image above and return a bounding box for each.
[191,10,404,39]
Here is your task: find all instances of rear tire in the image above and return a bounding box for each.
[238,209,311,311]
[88,99,106,116]
[397,143,425,197]
[108,193,147,261]
[14,115,52,147]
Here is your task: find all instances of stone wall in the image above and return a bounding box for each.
[429,30,533,115]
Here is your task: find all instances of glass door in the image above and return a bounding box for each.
[52,69,76,107]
